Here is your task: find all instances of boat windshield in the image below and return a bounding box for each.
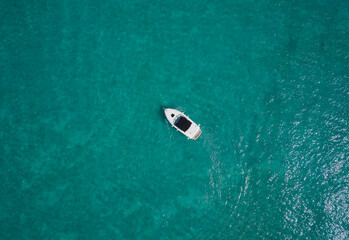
[174,116,192,132]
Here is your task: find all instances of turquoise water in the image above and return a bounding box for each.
[1,0,348,239]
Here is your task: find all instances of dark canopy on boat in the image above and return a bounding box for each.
[174,116,192,132]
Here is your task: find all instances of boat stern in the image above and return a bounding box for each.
[193,128,202,139]
[186,124,202,140]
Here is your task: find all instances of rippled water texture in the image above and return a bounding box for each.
[1,0,348,239]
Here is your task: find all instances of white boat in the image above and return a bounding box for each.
[164,108,202,140]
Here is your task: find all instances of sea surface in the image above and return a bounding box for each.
[1,0,348,239]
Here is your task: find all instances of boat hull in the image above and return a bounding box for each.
[164,108,201,140]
